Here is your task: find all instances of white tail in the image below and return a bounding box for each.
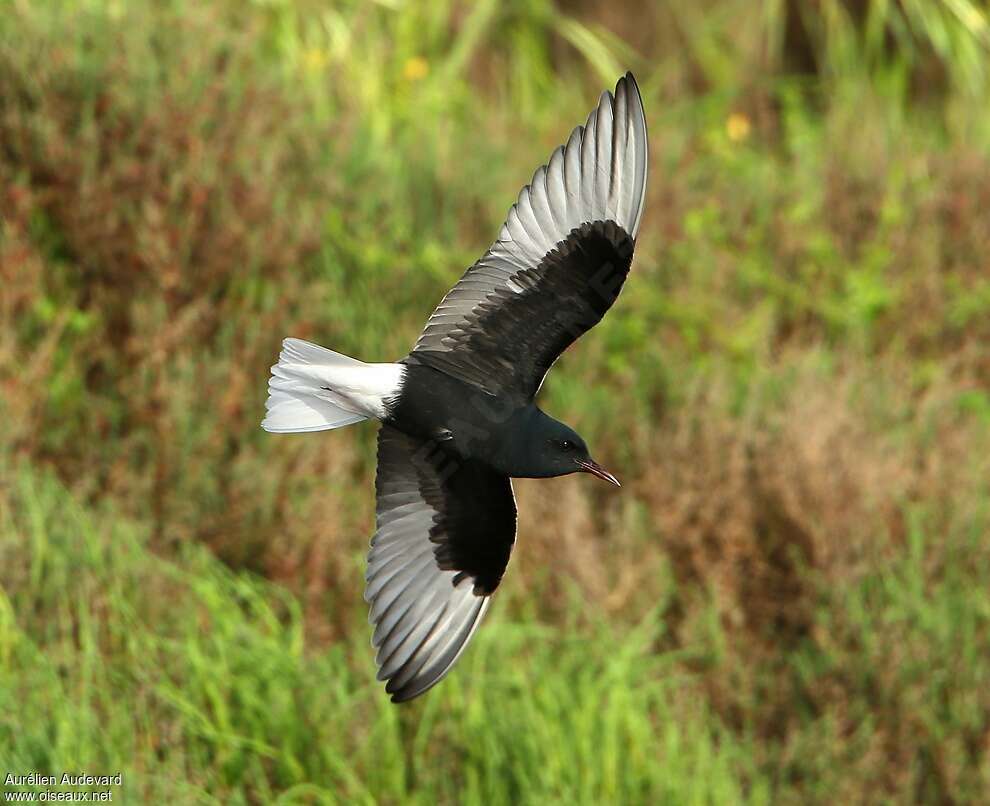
[261,338,404,434]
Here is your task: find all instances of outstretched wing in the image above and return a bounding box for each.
[404,72,648,401]
[365,425,517,702]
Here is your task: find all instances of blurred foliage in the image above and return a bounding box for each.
[1,465,760,803]
[2,0,990,802]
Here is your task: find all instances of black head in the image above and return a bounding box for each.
[515,412,620,486]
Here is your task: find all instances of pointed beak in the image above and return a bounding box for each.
[576,458,621,487]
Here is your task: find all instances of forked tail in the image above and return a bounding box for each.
[261,338,404,433]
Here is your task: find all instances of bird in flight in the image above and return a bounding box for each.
[262,73,648,702]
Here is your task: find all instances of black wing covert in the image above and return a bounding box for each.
[365,425,517,702]
[404,72,648,401]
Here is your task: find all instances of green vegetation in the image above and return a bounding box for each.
[2,0,989,802]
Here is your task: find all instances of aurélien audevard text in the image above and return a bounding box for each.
[5,773,123,787]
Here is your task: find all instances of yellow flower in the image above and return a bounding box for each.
[403,57,429,82]
[303,48,329,73]
[726,112,751,143]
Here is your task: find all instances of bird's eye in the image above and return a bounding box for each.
[560,440,574,452]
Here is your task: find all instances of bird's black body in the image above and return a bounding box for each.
[263,72,648,702]
[366,218,636,700]
[387,365,583,478]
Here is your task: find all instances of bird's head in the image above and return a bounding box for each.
[527,416,620,486]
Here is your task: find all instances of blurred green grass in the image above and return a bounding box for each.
[2,0,990,802]
[1,464,761,804]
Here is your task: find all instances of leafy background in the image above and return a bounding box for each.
[2,0,990,802]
